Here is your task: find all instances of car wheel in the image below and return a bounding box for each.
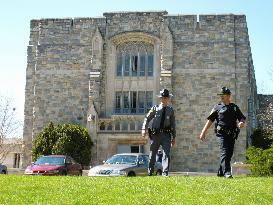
[2,170,6,174]
[61,170,67,176]
[78,170,82,176]
[127,171,136,177]
[156,170,162,176]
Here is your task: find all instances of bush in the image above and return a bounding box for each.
[32,122,93,166]
[246,146,273,176]
[251,128,273,149]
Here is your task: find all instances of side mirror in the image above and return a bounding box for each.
[102,160,106,164]
[138,161,144,165]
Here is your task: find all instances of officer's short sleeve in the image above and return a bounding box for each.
[236,105,246,121]
[142,105,156,130]
[207,105,218,122]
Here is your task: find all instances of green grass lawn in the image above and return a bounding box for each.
[0,175,272,205]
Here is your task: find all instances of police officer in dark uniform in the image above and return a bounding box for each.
[142,89,176,176]
[199,87,246,178]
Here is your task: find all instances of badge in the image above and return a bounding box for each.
[166,116,170,119]
[219,107,227,113]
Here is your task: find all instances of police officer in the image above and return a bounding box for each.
[199,87,246,178]
[142,89,176,176]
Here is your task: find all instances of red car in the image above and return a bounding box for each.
[24,155,82,176]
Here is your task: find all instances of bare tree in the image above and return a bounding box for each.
[0,96,22,163]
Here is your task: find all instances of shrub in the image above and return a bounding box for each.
[246,146,273,176]
[32,122,93,166]
[251,128,273,149]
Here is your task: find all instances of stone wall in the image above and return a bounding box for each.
[166,14,257,171]
[23,11,257,171]
[23,18,106,166]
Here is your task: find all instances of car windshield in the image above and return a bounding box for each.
[105,155,137,165]
[34,156,65,165]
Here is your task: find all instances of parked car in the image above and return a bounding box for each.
[24,155,82,176]
[88,153,162,177]
[0,163,7,174]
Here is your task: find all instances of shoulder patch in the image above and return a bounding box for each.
[147,106,155,116]
[214,104,221,111]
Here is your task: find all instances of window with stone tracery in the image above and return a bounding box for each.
[114,91,153,114]
[116,42,154,77]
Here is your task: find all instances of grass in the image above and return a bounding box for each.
[0,175,272,205]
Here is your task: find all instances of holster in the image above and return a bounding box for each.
[234,127,240,140]
[216,125,239,140]
[149,128,171,137]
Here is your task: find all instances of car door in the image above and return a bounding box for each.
[136,155,148,176]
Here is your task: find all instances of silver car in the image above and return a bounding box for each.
[0,163,7,174]
[88,153,162,177]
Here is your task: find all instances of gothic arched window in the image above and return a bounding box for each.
[116,42,154,77]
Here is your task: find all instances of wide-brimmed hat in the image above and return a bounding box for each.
[157,89,173,98]
[217,87,231,95]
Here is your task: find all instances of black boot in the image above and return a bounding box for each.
[217,167,224,177]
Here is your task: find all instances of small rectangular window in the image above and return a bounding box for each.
[116,53,122,76]
[131,146,139,153]
[115,92,122,113]
[13,153,20,168]
[123,92,129,113]
[132,55,138,76]
[115,121,120,131]
[148,54,154,76]
[122,121,128,131]
[130,91,137,113]
[130,122,135,130]
[146,91,153,112]
[124,54,130,76]
[138,91,145,113]
[139,54,145,76]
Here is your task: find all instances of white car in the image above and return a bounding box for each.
[88,153,162,177]
[0,163,7,174]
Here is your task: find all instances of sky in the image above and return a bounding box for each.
[0,0,272,135]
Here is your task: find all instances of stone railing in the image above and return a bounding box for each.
[98,115,144,132]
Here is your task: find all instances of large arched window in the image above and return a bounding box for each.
[116,42,154,77]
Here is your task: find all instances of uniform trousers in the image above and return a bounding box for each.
[148,132,171,176]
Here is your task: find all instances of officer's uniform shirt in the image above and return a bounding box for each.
[142,104,176,138]
[207,102,246,129]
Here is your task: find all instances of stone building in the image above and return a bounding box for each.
[0,138,23,169]
[23,11,257,172]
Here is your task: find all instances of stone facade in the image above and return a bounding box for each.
[23,11,257,172]
[0,138,23,168]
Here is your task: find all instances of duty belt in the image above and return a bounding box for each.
[216,126,234,135]
[151,128,171,135]
[216,125,240,139]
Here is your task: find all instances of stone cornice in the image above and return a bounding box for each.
[110,32,158,46]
